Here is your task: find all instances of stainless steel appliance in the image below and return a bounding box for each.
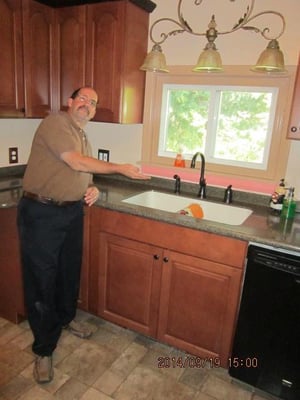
[229,243,300,400]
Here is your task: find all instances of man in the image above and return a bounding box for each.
[17,87,149,384]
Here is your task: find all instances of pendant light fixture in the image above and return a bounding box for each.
[140,44,169,73]
[251,39,286,73]
[192,16,223,72]
[141,0,286,74]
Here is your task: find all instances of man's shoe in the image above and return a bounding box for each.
[64,320,92,339]
[33,356,54,384]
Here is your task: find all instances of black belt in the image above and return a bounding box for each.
[23,191,79,207]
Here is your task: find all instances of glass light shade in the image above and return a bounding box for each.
[251,40,286,73]
[140,44,169,73]
[193,47,223,72]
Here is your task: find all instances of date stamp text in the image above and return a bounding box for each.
[157,356,221,369]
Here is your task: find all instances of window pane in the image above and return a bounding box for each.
[214,90,273,165]
[159,86,210,156]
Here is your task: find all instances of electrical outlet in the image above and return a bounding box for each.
[98,149,110,162]
[8,147,18,164]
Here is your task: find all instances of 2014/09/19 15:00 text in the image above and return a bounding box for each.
[157,356,259,369]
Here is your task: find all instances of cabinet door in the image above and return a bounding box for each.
[86,1,148,123]
[157,250,243,367]
[54,5,86,112]
[288,53,300,139]
[120,1,148,123]
[22,0,55,117]
[0,208,25,323]
[78,206,90,311]
[96,232,163,337]
[0,0,25,117]
[86,2,122,122]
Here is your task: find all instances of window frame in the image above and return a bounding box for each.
[141,66,295,184]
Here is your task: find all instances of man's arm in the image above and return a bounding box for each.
[61,151,149,180]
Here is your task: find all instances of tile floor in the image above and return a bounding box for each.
[0,310,280,400]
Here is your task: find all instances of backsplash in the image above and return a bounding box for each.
[0,119,143,168]
[0,118,299,199]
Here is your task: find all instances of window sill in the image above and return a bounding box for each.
[141,163,275,195]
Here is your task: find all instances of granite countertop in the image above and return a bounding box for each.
[91,176,300,253]
[0,176,23,208]
[1,172,300,253]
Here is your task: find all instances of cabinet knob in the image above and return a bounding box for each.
[163,257,169,263]
[153,254,160,260]
[291,126,297,133]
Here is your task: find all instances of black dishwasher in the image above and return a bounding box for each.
[229,244,300,400]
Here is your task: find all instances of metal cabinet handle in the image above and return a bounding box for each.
[163,257,169,263]
[153,254,160,260]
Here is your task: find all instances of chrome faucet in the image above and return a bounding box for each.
[223,184,233,204]
[190,152,206,199]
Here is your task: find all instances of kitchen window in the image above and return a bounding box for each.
[159,84,277,170]
[141,66,295,183]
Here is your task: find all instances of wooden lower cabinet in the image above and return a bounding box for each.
[97,233,163,337]
[0,205,90,322]
[78,205,91,311]
[90,207,247,367]
[157,250,243,365]
[0,207,25,323]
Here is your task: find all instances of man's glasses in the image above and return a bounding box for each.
[76,95,97,107]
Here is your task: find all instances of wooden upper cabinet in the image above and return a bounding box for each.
[86,1,149,123]
[0,0,25,117]
[288,54,300,140]
[54,5,86,112]
[86,2,121,123]
[22,0,55,117]
[1,0,150,121]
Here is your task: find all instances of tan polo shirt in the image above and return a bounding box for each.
[23,111,93,201]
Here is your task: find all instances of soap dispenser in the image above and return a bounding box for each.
[281,187,296,219]
[270,178,285,214]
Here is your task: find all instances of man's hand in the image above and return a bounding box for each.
[84,186,100,206]
[118,164,150,180]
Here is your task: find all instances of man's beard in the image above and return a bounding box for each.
[76,106,91,120]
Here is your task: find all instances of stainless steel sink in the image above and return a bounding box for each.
[122,190,252,226]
